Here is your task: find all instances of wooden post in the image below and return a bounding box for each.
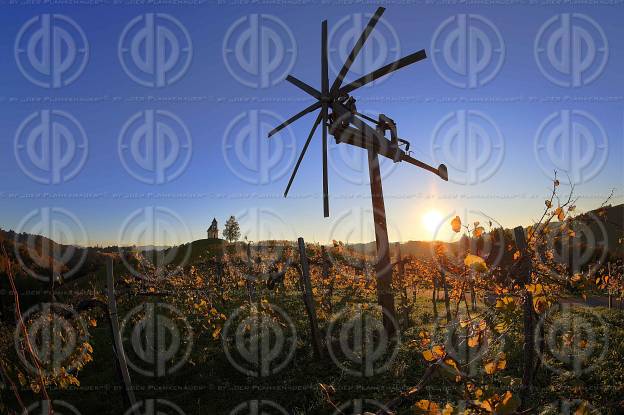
[395,243,410,326]
[513,226,533,406]
[441,270,452,324]
[367,149,397,337]
[320,246,334,315]
[607,262,612,309]
[297,238,323,358]
[106,258,138,413]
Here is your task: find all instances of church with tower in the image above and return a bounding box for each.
[207,218,219,239]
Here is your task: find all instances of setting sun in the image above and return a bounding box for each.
[422,210,444,237]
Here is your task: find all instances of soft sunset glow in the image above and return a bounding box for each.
[422,210,444,237]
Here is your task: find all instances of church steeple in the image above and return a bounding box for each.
[207,218,219,239]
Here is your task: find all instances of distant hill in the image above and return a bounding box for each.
[343,203,623,259]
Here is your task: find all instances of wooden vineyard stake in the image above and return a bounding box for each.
[297,238,323,358]
[608,262,612,309]
[106,258,138,413]
[394,243,410,327]
[513,226,534,406]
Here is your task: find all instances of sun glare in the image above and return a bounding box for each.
[422,210,443,237]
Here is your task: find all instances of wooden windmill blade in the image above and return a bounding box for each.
[321,20,330,217]
[338,49,428,95]
[330,7,386,95]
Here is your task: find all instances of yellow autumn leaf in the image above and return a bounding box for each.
[464,254,488,273]
[484,361,496,375]
[414,400,439,414]
[473,226,485,238]
[451,216,462,233]
[422,350,435,362]
[555,207,565,221]
[468,334,480,348]
[495,391,521,415]
[432,345,446,359]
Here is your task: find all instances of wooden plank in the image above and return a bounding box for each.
[297,238,323,358]
[106,258,138,413]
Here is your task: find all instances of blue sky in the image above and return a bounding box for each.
[0,3,622,246]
